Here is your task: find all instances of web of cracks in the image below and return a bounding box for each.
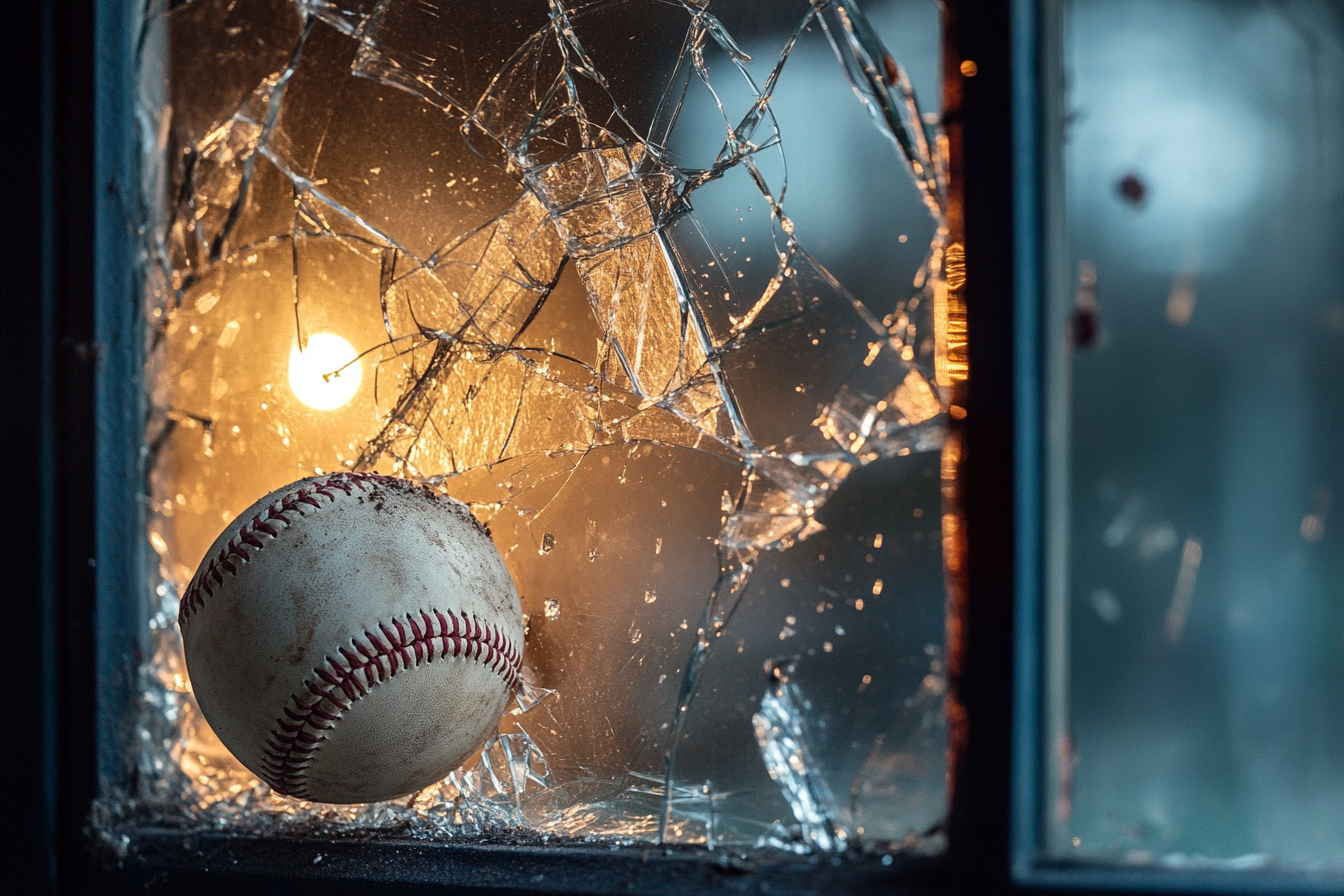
[132,0,950,849]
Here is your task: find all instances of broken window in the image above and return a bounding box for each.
[123,0,953,851]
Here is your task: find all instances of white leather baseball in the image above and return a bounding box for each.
[178,472,523,804]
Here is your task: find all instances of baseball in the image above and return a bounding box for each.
[178,472,523,804]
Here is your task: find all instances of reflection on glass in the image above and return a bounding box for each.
[121,0,952,851]
[1052,0,1344,868]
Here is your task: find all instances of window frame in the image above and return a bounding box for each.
[25,0,1017,891]
[1010,4,1344,894]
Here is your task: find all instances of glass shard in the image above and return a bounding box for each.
[752,658,848,852]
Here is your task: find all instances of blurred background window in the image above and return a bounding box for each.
[1045,0,1344,872]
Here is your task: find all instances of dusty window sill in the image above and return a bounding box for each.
[93,824,943,895]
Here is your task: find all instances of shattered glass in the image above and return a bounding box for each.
[120,0,951,851]
[1051,0,1344,869]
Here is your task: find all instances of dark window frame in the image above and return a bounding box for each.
[13,0,1333,892]
[8,1,1024,891]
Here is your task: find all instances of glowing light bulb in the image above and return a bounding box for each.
[288,333,361,410]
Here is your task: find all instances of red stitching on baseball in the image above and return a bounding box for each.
[176,472,394,628]
[259,608,522,799]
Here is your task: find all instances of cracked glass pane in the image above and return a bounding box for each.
[125,0,950,851]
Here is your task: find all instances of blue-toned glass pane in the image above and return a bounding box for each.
[1051,0,1344,869]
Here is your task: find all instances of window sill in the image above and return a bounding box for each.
[93,825,943,895]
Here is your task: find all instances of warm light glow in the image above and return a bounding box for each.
[935,241,968,385]
[288,333,361,410]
